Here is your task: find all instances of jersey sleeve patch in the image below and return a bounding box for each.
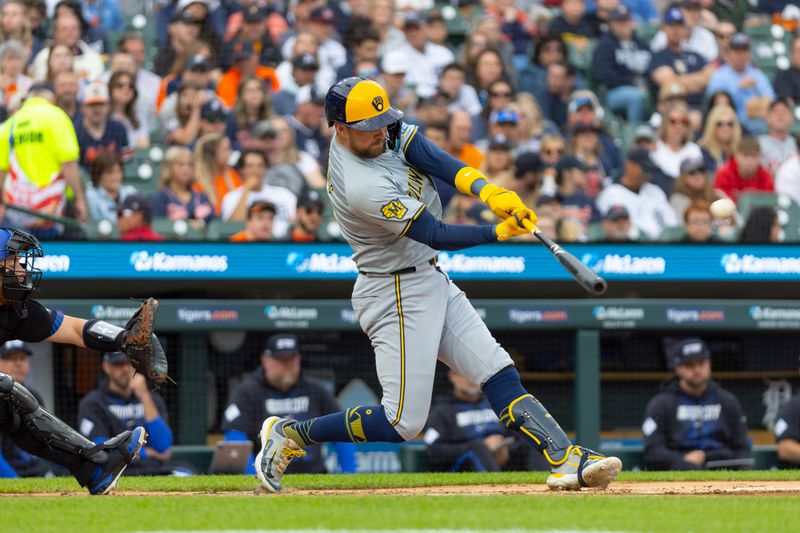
[380,198,408,220]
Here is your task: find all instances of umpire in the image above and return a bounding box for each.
[642,338,752,470]
[222,333,355,473]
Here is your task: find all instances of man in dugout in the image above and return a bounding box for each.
[642,337,752,470]
[424,369,548,472]
[222,333,356,474]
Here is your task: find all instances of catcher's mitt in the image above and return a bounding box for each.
[121,298,170,385]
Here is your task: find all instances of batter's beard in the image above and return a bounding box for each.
[352,142,386,159]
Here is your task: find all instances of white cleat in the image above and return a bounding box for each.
[546,446,622,491]
[254,416,306,493]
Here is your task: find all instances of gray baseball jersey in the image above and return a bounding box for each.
[327,123,442,274]
[327,122,513,440]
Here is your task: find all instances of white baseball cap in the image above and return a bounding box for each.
[381,50,410,75]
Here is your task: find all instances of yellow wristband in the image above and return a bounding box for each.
[454,167,488,196]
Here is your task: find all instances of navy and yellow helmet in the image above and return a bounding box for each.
[325,77,404,131]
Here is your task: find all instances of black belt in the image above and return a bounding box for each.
[359,257,436,277]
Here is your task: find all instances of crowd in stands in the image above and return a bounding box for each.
[0,0,799,243]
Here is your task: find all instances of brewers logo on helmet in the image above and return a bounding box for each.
[325,77,404,131]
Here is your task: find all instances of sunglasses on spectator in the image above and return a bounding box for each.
[114,82,134,89]
[717,33,734,40]
[716,120,734,128]
[669,117,689,126]
[490,91,513,98]
[543,147,565,155]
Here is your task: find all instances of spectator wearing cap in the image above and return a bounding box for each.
[0,81,88,234]
[216,41,280,109]
[548,0,597,46]
[175,0,223,53]
[281,6,347,92]
[758,98,797,176]
[650,1,717,63]
[596,148,678,239]
[31,9,104,82]
[221,333,356,475]
[151,145,215,225]
[221,149,298,238]
[632,124,656,151]
[773,389,800,468]
[652,101,703,180]
[773,35,800,105]
[220,5,284,72]
[86,150,138,226]
[681,201,715,243]
[225,77,273,151]
[286,83,330,167]
[0,341,55,478]
[290,190,326,242]
[697,104,741,173]
[669,157,725,221]
[647,6,712,113]
[396,11,455,99]
[198,98,229,138]
[714,135,775,203]
[118,193,164,241]
[78,350,186,476]
[535,62,576,126]
[706,33,776,136]
[335,26,381,81]
[377,49,417,117]
[74,81,131,170]
[481,108,521,153]
[556,155,599,238]
[156,51,215,117]
[262,116,325,193]
[642,337,751,471]
[599,204,634,242]
[569,119,611,198]
[271,54,321,116]
[588,0,659,26]
[511,151,544,209]
[163,83,208,148]
[590,4,652,123]
[230,200,277,242]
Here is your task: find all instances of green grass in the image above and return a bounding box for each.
[0,470,798,494]
[0,494,797,533]
[1,472,798,532]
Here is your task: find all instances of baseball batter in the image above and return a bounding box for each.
[255,77,622,492]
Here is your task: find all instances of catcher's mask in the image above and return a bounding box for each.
[325,77,404,150]
[0,228,43,303]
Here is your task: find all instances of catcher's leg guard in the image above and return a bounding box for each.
[0,372,109,484]
[499,394,573,465]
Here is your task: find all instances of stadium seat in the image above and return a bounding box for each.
[587,222,607,242]
[737,192,780,222]
[151,218,207,240]
[206,220,246,240]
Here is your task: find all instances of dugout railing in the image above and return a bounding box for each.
[35,299,798,472]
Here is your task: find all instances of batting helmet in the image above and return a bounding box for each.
[325,77,404,131]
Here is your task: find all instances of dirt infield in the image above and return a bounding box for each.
[3,481,800,497]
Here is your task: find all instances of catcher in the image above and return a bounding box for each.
[0,227,168,494]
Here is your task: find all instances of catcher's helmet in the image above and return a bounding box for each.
[325,77,404,131]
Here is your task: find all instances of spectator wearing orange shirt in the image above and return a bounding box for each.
[216,42,280,108]
[714,136,775,203]
[194,132,242,216]
[229,200,276,242]
[448,110,484,169]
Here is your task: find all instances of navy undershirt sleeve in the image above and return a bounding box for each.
[404,208,497,250]
[403,127,469,188]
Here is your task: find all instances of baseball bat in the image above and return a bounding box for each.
[533,229,608,295]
